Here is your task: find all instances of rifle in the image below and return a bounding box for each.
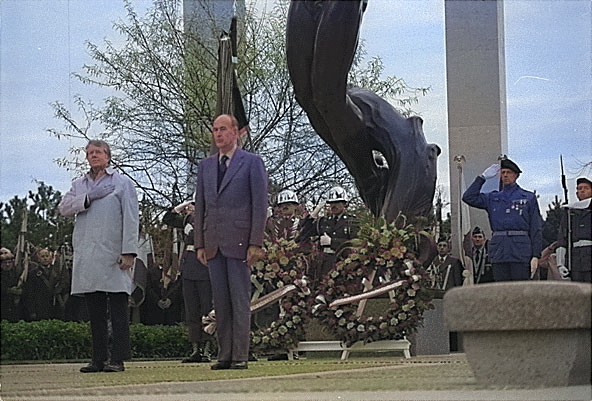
[560,155,568,204]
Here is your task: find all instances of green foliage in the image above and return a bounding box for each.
[0,182,73,251]
[129,323,190,359]
[1,320,190,361]
[1,320,91,361]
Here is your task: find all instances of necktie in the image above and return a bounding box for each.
[217,155,229,189]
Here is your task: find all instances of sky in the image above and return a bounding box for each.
[1,0,591,219]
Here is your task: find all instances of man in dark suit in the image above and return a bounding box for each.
[194,114,268,370]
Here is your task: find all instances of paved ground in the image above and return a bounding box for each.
[1,355,590,401]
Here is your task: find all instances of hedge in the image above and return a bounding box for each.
[1,320,192,361]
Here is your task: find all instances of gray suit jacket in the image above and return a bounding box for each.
[194,148,268,260]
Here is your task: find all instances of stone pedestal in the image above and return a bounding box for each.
[410,298,450,355]
[444,282,591,386]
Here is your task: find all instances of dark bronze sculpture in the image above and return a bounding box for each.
[286,0,440,221]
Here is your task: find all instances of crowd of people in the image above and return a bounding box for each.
[2,116,590,373]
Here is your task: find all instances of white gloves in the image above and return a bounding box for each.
[320,233,332,247]
[530,257,538,278]
[173,200,192,213]
[555,247,570,279]
[481,164,501,179]
[87,184,115,202]
[311,202,325,219]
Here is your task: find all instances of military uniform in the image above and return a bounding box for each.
[470,240,495,284]
[557,199,592,283]
[428,254,464,291]
[265,216,302,242]
[21,256,70,321]
[463,163,543,281]
[162,208,212,362]
[301,212,357,285]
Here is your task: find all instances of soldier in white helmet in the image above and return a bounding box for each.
[265,189,302,241]
[260,189,305,361]
[300,186,358,286]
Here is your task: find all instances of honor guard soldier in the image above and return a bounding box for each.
[556,177,592,283]
[162,199,213,362]
[301,186,358,286]
[265,189,302,241]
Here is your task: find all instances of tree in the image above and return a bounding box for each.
[48,0,429,215]
[0,182,73,251]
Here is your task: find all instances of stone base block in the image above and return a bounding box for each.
[463,329,591,386]
[444,282,591,387]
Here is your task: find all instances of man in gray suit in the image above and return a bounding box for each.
[194,114,268,370]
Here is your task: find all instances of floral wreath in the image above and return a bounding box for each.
[250,238,311,354]
[309,215,434,347]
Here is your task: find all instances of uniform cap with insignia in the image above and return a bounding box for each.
[501,158,521,174]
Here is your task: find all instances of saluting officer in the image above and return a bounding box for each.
[462,158,543,281]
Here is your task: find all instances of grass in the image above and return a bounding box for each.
[0,354,490,399]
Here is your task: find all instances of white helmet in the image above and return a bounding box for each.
[276,189,299,205]
[326,186,348,203]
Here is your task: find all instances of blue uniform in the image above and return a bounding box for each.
[462,177,543,281]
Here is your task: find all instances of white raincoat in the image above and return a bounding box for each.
[58,167,139,295]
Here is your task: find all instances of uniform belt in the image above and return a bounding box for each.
[573,240,592,248]
[492,230,528,236]
[185,245,195,252]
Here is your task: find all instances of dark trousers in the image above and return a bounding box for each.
[183,277,212,343]
[85,291,130,364]
[208,251,251,363]
[492,262,530,281]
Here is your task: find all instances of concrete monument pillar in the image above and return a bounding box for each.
[445,0,508,257]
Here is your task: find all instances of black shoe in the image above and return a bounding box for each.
[267,354,288,361]
[103,363,125,372]
[80,363,103,373]
[210,361,231,370]
[182,352,211,363]
[230,361,248,370]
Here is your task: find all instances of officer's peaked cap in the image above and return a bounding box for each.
[501,158,521,174]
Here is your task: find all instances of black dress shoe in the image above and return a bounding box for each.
[210,361,231,370]
[267,354,288,361]
[103,363,125,372]
[230,361,248,370]
[182,352,211,363]
[80,363,104,373]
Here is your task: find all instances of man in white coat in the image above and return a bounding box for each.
[59,140,139,373]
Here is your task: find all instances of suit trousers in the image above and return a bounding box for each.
[85,291,130,364]
[208,251,251,362]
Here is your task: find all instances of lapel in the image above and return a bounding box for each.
[203,156,218,198]
[218,149,245,194]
